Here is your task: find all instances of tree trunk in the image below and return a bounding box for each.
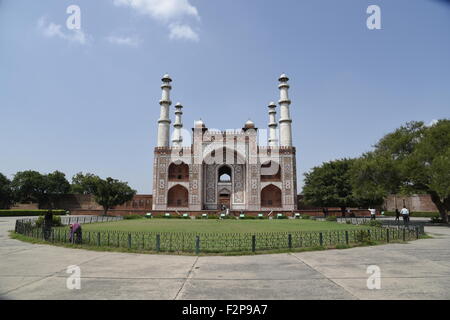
[430,192,449,223]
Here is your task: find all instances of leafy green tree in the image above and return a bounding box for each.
[93,177,136,216]
[302,159,357,211]
[44,171,71,209]
[0,173,14,209]
[11,170,47,205]
[11,170,70,208]
[71,172,101,194]
[352,120,450,222]
[350,153,400,207]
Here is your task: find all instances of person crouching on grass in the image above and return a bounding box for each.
[69,223,82,244]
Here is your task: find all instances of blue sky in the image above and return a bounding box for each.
[1,0,449,193]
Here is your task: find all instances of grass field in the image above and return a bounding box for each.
[82,218,367,234]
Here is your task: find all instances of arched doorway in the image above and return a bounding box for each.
[167,185,189,207]
[261,184,282,208]
[218,187,231,209]
[168,162,189,181]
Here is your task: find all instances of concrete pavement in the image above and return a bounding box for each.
[1,216,449,300]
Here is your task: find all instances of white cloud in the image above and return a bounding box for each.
[169,23,199,42]
[106,35,142,47]
[113,0,199,21]
[113,0,200,42]
[37,17,90,45]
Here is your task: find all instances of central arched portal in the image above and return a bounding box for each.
[261,184,282,208]
[167,185,189,208]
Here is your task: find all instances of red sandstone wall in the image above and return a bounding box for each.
[384,194,438,212]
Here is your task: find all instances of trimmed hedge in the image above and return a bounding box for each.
[383,211,439,218]
[123,214,145,220]
[0,210,67,217]
[35,215,63,227]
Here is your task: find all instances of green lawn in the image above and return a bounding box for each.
[82,218,366,234]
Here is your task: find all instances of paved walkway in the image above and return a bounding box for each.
[1,217,449,300]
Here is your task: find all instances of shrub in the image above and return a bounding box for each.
[218,215,234,220]
[301,214,311,220]
[35,215,62,227]
[363,220,382,228]
[195,214,209,219]
[276,215,288,219]
[240,216,256,220]
[123,214,144,220]
[325,216,337,222]
[430,217,444,223]
[0,210,67,217]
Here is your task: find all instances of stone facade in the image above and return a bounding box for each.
[152,74,298,212]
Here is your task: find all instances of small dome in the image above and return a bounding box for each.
[278,73,289,82]
[195,119,205,128]
[175,102,183,108]
[245,119,255,129]
[268,101,276,108]
[162,74,172,82]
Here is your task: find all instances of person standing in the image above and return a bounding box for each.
[395,208,400,222]
[369,208,377,220]
[43,211,53,241]
[400,206,410,224]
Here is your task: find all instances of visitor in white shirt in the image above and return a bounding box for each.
[369,208,376,220]
[400,206,410,223]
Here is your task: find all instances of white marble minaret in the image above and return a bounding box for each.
[278,74,293,147]
[268,102,278,147]
[172,102,183,147]
[157,74,172,147]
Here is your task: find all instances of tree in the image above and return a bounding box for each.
[353,120,450,223]
[93,177,136,216]
[44,171,71,209]
[350,153,400,207]
[11,170,70,208]
[71,172,101,194]
[11,170,47,205]
[302,159,357,211]
[0,173,14,209]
